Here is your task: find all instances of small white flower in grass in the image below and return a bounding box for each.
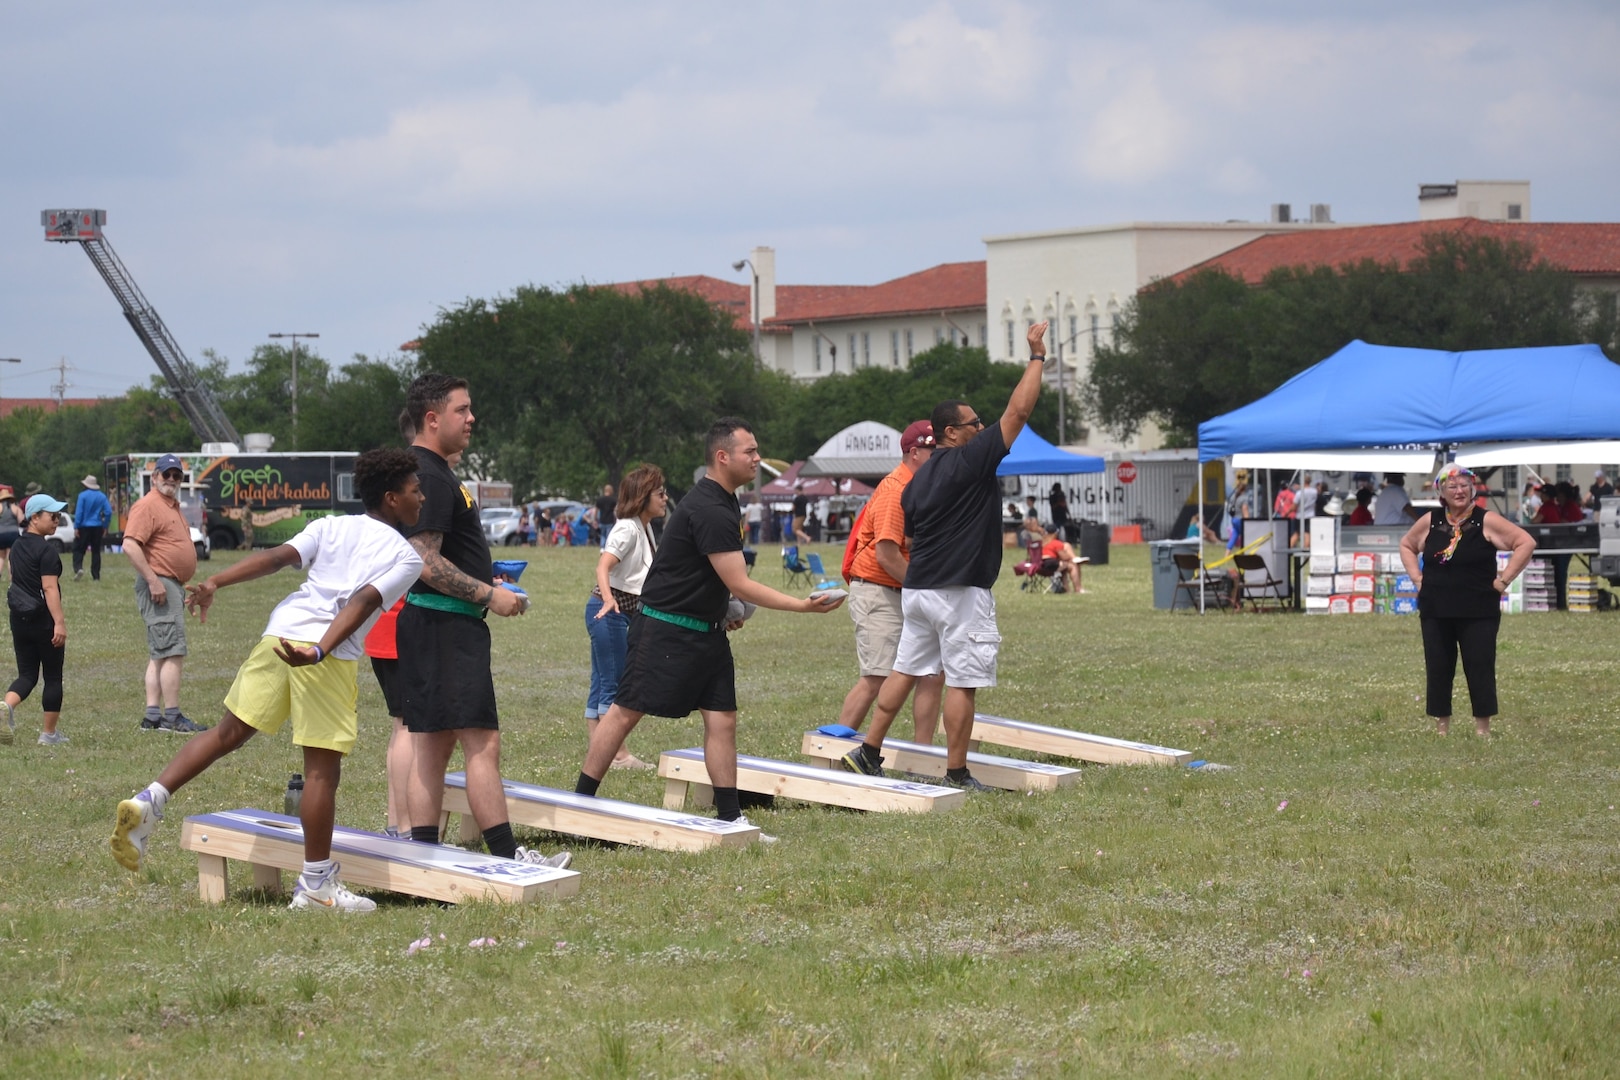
[469,937,496,948]
[1277,800,1288,811]
[406,936,432,957]
[1532,800,1540,807]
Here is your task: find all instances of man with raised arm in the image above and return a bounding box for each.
[397,373,569,868]
[110,448,424,912]
[575,418,844,830]
[843,321,1052,791]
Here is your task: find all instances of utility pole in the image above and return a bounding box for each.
[268,332,319,450]
[51,357,72,409]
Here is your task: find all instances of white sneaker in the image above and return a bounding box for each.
[0,700,13,745]
[111,793,161,872]
[735,816,779,844]
[289,864,376,913]
[515,846,572,869]
[37,730,69,746]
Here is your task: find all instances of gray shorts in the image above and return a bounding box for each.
[135,576,188,659]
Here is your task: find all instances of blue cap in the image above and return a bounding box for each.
[154,454,184,474]
[25,494,67,518]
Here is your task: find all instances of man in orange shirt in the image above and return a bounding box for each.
[123,454,208,734]
[834,421,945,738]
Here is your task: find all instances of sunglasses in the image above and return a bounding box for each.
[951,416,985,430]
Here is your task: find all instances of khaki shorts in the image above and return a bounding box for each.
[224,636,360,755]
[893,586,1000,688]
[134,576,188,659]
[848,579,905,677]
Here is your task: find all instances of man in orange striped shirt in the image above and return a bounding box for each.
[834,420,944,738]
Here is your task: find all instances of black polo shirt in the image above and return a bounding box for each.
[901,423,1010,590]
[8,533,61,614]
[404,445,493,595]
[638,477,743,624]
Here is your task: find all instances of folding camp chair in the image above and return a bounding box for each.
[782,546,812,589]
[1233,553,1287,612]
[1013,541,1064,594]
[1172,552,1233,612]
[805,553,839,591]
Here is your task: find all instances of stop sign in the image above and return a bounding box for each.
[1117,461,1138,484]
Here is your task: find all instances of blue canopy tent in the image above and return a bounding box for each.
[1197,340,1620,461]
[997,428,1105,476]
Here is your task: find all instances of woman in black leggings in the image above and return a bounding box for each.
[1399,465,1535,736]
[4,494,69,746]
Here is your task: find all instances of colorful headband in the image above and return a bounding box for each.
[1433,463,1478,490]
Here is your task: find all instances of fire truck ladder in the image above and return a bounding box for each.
[42,209,241,447]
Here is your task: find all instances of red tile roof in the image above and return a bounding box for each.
[1176,220,1620,284]
[0,397,105,418]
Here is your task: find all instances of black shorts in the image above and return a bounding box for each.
[396,603,498,733]
[370,657,403,717]
[614,615,737,717]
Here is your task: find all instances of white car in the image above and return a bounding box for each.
[48,512,75,553]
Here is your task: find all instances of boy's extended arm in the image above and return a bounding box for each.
[186,544,302,622]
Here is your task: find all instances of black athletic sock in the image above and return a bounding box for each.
[860,743,882,764]
[483,822,517,860]
[410,825,440,845]
[946,766,971,783]
[575,772,601,797]
[714,786,742,822]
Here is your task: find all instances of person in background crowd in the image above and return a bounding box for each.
[745,499,762,546]
[789,481,812,550]
[1531,482,1575,610]
[1040,522,1087,595]
[1347,488,1374,525]
[585,464,667,771]
[1399,464,1535,737]
[72,474,114,582]
[595,484,617,550]
[1374,473,1421,525]
[1295,475,1318,547]
[1519,481,1543,525]
[1048,483,1069,535]
[4,493,70,746]
[1273,479,1297,544]
[1584,470,1612,513]
[0,487,22,581]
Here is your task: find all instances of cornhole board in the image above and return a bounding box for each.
[439,772,760,852]
[178,809,579,905]
[970,713,1193,766]
[658,748,965,814]
[799,731,1080,792]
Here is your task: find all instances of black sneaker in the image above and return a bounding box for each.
[942,771,996,793]
[840,745,885,776]
[160,712,211,734]
[139,715,164,732]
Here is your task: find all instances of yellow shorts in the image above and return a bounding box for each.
[224,636,359,755]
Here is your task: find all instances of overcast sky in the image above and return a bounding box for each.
[3,0,1616,400]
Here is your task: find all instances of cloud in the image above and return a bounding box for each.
[881,1,1041,106]
[1075,69,1188,183]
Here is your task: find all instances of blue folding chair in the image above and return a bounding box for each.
[805,552,839,591]
[782,546,812,589]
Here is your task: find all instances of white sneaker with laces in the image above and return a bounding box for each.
[515,846,572,869]
[111,793,161,872]
[0,700,14,745]
[735,816,779,844]
[289,865,376,913]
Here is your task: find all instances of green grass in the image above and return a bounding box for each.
[1,543,1617,1077]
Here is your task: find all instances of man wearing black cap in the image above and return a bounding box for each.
[123,454,208,734]
[843,322,1052,790]
[834,419,944,736]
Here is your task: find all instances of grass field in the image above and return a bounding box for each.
[1,541,1616,1078]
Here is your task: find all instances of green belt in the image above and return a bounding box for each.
[640,605,721,633]
[406,591,487,619]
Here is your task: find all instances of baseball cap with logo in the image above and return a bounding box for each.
[901,420,936,454]
[155,454,184,475]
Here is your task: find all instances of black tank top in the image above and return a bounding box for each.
[1418,506,1500,619]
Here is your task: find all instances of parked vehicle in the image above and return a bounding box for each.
[47,512,75,553]
[481,506,526,546]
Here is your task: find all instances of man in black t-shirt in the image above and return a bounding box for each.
[843,322,1053,791]
[575,418,844,829]
[396,373,568,868]
[1587,470,1614,513]
[789,484,811,549]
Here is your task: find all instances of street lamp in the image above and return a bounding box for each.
[268,332,319,450]
[731,258,762,360]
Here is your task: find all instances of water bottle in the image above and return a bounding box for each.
[283,773,304,819]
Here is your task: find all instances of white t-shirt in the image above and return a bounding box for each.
[264,514,423,660]
[1372,484,1413,526]
[1295,485,1318,519]
[603,516,657,594]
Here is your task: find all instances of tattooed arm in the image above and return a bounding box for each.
[408,531,523,617]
